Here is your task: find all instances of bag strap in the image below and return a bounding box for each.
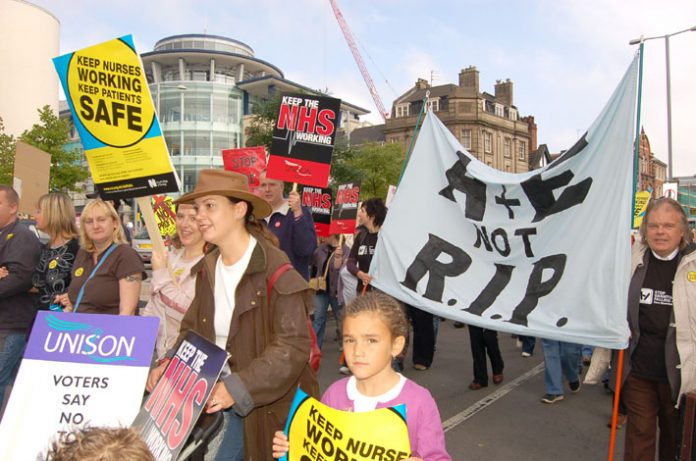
[74,243,118,313]
[321,251,334,279]
[267,262,293,300]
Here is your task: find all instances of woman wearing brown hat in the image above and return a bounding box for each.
[146,169,317,461]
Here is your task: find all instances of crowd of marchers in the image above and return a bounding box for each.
[0,172,694,461]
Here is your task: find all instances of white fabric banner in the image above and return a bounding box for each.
[371,56,638,349]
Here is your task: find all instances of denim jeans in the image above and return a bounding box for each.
[209,408,244,461]
[541,339,581,395]
[312,292,341,349]
[0,332,26,411]
[519,335,536,355]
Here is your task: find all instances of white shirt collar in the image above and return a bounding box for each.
[651,248,679,261]
[346,374,406,412]
[264,201,289,223]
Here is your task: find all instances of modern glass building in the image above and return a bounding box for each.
[141,34,369,193]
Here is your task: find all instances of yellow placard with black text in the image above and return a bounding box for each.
[151,195,177,238]
[282,388,411,461]
[53,35,179,200]
[633,191,651,229]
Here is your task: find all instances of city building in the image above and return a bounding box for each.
[383,67,537,172]
[637,128,667,197]
[0,0,59,136]
[140,34,368,193]
[673,175,696,228]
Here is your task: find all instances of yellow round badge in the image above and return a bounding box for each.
[74,267,84,277]
[66,38,154,148]
[48,260,58,270]
[688,272,696,283]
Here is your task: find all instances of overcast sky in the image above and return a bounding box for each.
[34,0,696,177]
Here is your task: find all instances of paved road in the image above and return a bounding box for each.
[139,280,625,460]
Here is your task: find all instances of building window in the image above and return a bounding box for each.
[484,132,492,153]
[427,98,440,112]
[504,138,512,157]
[495,104,504,117]
[509,108,518,121]
[461,129,472,150]
[396,104,410,118]
[518,140,526,160]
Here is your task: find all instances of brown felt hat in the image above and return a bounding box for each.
[174,169,272,219]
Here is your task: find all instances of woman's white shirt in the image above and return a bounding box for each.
[214,235,257,349]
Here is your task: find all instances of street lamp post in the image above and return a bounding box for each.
[629,25,696,181]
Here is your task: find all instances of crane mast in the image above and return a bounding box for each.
[328,0,389,121]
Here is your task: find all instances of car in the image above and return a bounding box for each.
[19,219,50,245]
[132,228,152,263]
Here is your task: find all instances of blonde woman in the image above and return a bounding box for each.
[55,199,145,315]
[142,203,205,359]
[32,193,80,311]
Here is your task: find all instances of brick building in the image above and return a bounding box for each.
[637,128,667,196]
[383,66,537,172]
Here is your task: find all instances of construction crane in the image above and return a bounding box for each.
[328,0,389,121]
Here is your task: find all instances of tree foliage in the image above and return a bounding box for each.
[245,94,282,150]
[0,118,16,185]
[331,141,404,200]
[20,105,88,192]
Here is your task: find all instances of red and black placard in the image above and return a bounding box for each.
[266,92,341,188]
[133,332,228,461]
[222,146,267,192]
[301,186,332,237]
[329,182,360,235]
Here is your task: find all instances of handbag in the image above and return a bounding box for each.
[268,263,322,372]
[308,251,333,292]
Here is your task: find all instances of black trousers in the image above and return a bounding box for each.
[468,325,504,385]
[407,304,435,368]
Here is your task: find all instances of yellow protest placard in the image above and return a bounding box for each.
[151,195,177,238]
[283,388,410,461]
[633,191,651,229]
[53,35,179,200]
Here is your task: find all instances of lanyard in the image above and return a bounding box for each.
[74,243,117,313]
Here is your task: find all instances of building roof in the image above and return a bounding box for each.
[343,124,385,145]
[528,144,551,170]
[154,34,255,54]
[141,49,284,79]
[394,84,458,104]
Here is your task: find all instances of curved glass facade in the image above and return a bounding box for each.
[143,34,283,194]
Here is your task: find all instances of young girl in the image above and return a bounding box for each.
[273,292,451,460]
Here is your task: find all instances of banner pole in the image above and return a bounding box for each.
[609,45,644,461]
[397,90,430,186]
[631,44,644,226]
[608,349,626,461]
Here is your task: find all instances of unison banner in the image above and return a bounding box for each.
[53,35,179,200]
[0,312,158,460]
[281,388,410,461]
[370,56,639,349]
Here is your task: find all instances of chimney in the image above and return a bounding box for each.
[416,78,430,90]
[458,66,479,96]
[494,78,513,107]
[522,115,537,152]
